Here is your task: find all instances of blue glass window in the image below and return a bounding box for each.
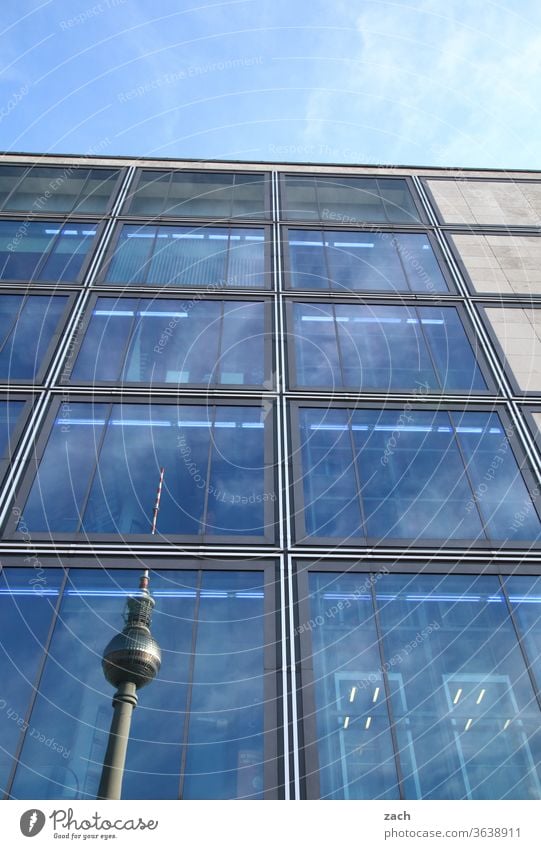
[0,294,68,380]
[283,176,420,223]
[18,403,273,539]
[0,569,61,795]
[292,303,486,391]
[125,170,266,218]
[8,569,266,800]
[299,408,541,542]
[308,573,400,799]
[104,224,267,288]
[505,577,541,696]
[0,399,25,460]
[70,297,267,387]
[0,221,97,283]
[0,166,120,214]
[308,572,541,799]
[288,230,448,293]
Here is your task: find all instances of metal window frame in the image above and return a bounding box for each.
[60,290,275,392]
[0,289,78,387]
[280,223,456,295]
[122,167,272,222]
[293,560,541,800]
[0,217,107,288]
[278,173,427,226]
[0,558,283,800]
[0,164,125,217]
[95,220,274,292]
[283,296,497,396]
[4,394,278,546]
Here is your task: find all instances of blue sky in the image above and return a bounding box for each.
[1,0,540,168]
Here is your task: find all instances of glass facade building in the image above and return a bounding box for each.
[1,154,541,800]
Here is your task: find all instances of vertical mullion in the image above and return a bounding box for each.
[347,410,369,540]
[201,406,218,538]
[370,576,406,800]
[178,569,203,799]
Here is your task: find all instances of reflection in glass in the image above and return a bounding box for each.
[309,573,400,799]
[283,176,420,223]
[378,574,541,799]
[300,408,541,541]
[0,399,25,459]
[19,403,272,538]
[125,170,266,218]
[292,303,486,391]
[0,569,61,795]
[0,221,97,283]
[9,569,266,800]
[505,576,541,696]
[183,571,265,799]
[71,297,266,386]
[288,230,447,293]
[0,294,68,380]
[0,166,119,214]
[105,224,266,288]
[308,572,541,799]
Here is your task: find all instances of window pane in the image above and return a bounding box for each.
[20,403,273,539]
[105,224,266,289]
[183,572,266,799]
[298,408,541,542]
[0,569,61,795]
[128,171,170,215]
[72,298,266,387]
[0,221,97,283]
[205,407,267,536]
[505,576,541,695]
[300,409,363,538]
[217,301,265,385]
[283,175,420,223]
[292,303,486,391]
[352,409,484,541]
[0,294,68,380]
[452,411,541,540]
[0,399,25,458]
[377,574,541,799]
[292,303,342,387]
[126,170,266,219]
[418,307,486,391]
[308,573,399,799]
[70,298,139,383]
[19,404,110,533]
[0,166,118,214]
[10,569,198,800]
[287,230,448,293]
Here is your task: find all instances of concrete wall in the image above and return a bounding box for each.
[485,306,541,391]
[452,233,541,294]
[428,179,541,226]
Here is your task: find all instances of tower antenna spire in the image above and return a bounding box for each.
[151,467,165,534]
